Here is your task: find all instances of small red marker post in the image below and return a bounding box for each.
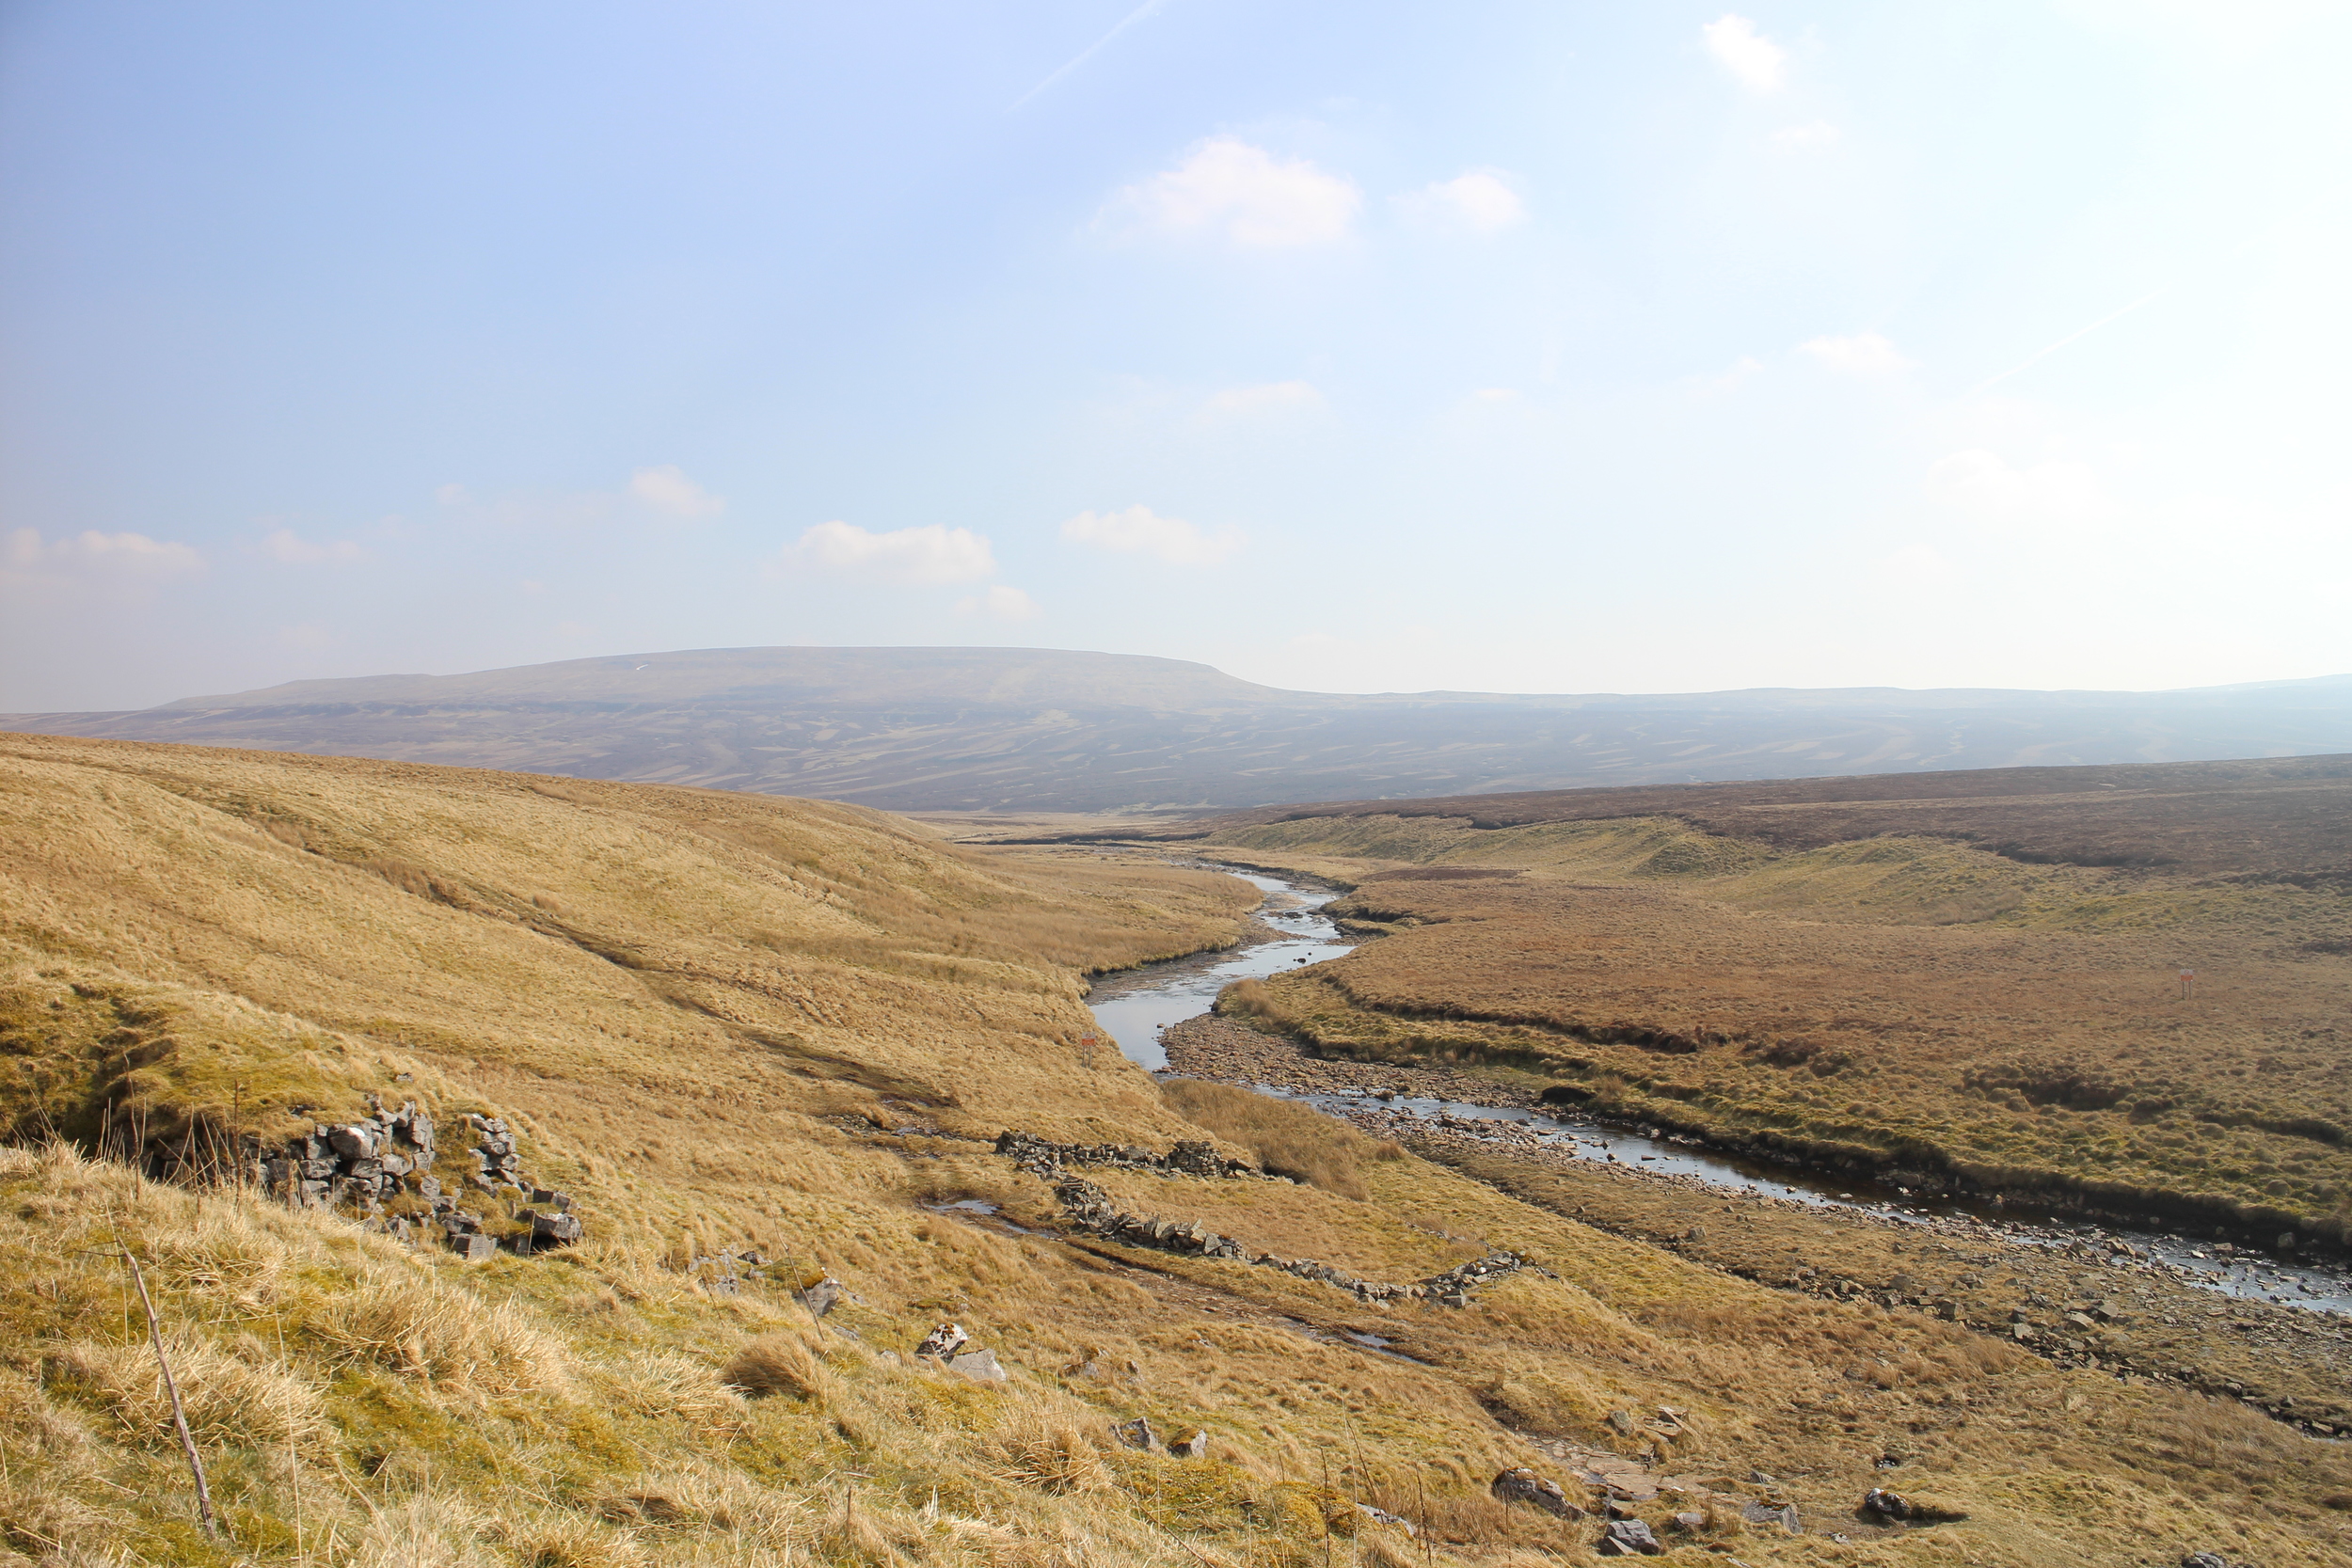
[2178,969,2195,1001]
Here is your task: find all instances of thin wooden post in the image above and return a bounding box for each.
[123,1249,216,1539]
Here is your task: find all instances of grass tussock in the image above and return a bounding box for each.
[307,1266,576,1401]
[719,1331,827,1402]
[1159,1077,1401,1199]
[988,1400,1116,1495]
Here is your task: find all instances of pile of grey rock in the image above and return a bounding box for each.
[255,1100,582,1261]
[261,1101,437,1211]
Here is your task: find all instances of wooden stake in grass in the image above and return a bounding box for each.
[122,1248,216,1539]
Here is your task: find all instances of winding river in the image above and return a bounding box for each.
[1084,865,2352,1317]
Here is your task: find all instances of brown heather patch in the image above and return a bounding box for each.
[1199,816,2352,1241]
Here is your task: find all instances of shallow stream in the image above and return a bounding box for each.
[1083,864,2352,1317]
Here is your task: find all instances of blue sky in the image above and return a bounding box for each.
[4,1,2348,709]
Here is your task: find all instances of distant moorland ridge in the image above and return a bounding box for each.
[1167,752,2352,877]
[8,644,2352,812]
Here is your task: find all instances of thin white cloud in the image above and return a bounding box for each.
[1398,169,1526,234]
[1060,504,1243,566]
[1704,14,1788,90]
[1772,120,1840,150]
[786,520,997,584]
[1801,331,1911,376]
[1200,380,1325,419]
[628,464,726,519]
[6,527,204,574]
[1692,356,1764,398]
[956,584,1041,621]
[1104,137,1359,248]
[262,528,370,564]
[1927,450,2113,531]
[1868,543,1961,587]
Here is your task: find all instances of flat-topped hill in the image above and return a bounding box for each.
[9,645,2352,811]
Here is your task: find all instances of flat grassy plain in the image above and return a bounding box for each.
[4,735,2350,1566]
[1195,768,2352,1244]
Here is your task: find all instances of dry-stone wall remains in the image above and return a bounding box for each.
[995,1131,1252,1180]
[996,1128,1540,1307]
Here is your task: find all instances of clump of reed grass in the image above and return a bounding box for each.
[1159,1077,1400,1199]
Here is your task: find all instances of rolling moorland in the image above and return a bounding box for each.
[10,646,2352,812]
[1141,755,2352,1248]
[5,732,2350,1567]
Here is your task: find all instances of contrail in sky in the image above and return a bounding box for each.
[1010,0,1170,111]
[1964,180,2352,399]
[1964,285,2173,397]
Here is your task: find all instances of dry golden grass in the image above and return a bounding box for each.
[1,735,2349,1567]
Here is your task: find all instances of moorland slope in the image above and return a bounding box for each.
[3,733,2348,1568]
[11,647,2352,811]
[1176,758,2352,1245]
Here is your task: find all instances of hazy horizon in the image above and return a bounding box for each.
[6,3,2350,710]
[13,641,2352,718]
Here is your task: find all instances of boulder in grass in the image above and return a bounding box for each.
[1114,1417,1158,1450]
[1171,1430,1209,1459]
[1490,1467,1581,1518]
[1597,1518,1662,1556]
[529,1210,583,1244]
[946,1349,1007,1383]
[450,1232,497,1263]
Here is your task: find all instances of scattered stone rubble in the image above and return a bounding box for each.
[1421,1251,1545,1307]
[1110,1416,1213,1460]
[254,1101,582,1262]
